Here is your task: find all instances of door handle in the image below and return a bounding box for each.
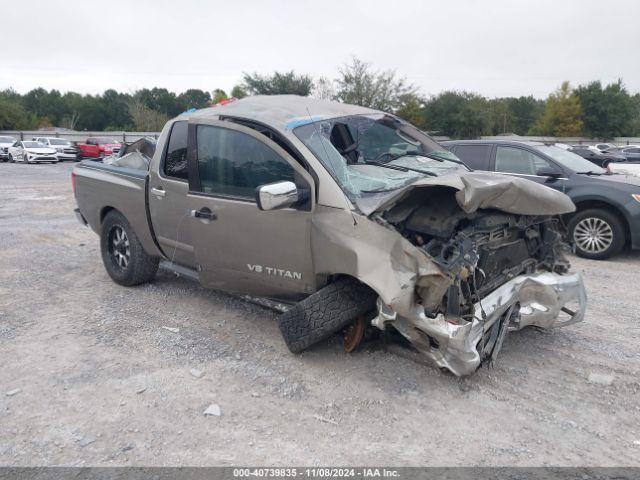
[150,187,166,197]
[191,207,217,221]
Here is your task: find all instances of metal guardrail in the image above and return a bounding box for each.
[1,130,638,147]
[0,130,160,143]
[479,135,640,146]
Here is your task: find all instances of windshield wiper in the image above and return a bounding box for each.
[389,150,471,169]
[363,160,437,177]
[576,171,603,176]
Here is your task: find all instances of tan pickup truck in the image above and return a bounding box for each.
[72,95,586,375]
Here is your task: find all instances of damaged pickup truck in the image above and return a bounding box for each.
[72,95,587,375]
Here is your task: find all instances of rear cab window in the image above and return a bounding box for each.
[162,121,188,180]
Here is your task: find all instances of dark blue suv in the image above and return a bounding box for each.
[443,140,640,260]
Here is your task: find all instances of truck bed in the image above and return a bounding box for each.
[74,160,162,258]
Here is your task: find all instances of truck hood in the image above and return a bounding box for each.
[354,170,576,217]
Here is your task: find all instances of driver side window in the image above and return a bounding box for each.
[495,146,550,175]
[195,125,296,199]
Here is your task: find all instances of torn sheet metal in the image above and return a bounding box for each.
[103,151,150,171]
[355,170,576,217]
[372,272,587,376]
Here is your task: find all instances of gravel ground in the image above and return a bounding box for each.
[1,162,639,467]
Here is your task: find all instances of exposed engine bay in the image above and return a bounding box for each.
[370,186,585,375]
[386,187,569,315]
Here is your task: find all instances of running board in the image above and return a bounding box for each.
[158,260,290,313]
[159,260,199,282]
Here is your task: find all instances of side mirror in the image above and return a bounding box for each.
[255,181,306,211]
[537,167,563,179]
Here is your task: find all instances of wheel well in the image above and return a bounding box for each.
[100,206,117,224]
[568,200,630,244]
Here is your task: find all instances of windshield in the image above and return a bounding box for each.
[535,145,606,173]
[293,114,465,198]
[23,141,45,148]
[49,139,71,145]
[0,136,15,143]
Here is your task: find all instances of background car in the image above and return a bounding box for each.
[34,137,79,161]
[76,137,122,159]
[568,145,626,168]
[444,139,640,260]
[604,145,640,162]
[0,135,17,162]
[595,143,617,152]
[7,141,59,164]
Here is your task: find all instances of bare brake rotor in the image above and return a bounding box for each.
[343,316,366,353]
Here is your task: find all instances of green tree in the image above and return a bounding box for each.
[423,91,490,138]
[575,80,634,138]
[0,90,35,129]
[629,94,640,136]
[231,85,248,99]
[241,71,313,96]
[335,57,416,112]
[395,93,426,129]
[530,82,583,137]
[128,99,170,131]
[102,89,133,130]
[134,88,182,117]
[211,89,228,104]
[178,89,212,110]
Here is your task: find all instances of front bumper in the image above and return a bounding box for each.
[372,271,587,376]
[28,155,58,162]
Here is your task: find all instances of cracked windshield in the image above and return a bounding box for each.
[293,114,467,198]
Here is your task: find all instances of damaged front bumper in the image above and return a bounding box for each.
[372,271,587,376]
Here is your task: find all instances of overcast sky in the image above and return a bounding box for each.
[2,0,639,99]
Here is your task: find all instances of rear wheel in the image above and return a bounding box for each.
[568,208,625,260]
[278,277,377,353]
[100,210,159,286]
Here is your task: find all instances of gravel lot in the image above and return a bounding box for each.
[1,162,639,467]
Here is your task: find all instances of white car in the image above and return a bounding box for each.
[34,137,79,161]
[595,143,617,152]
[0,135,17,162]
[7,141,59,164]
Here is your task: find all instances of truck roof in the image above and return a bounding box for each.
[186,95,380,132]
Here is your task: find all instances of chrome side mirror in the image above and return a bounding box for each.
[255,181,300,211]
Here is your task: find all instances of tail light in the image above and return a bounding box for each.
[71,170,77,197]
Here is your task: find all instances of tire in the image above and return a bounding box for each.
[278,277,377,353]
[568,208,625,260]
[100,210,159,286]
[8,154,14,163]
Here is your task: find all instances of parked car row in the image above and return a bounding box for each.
[0,136,124,163]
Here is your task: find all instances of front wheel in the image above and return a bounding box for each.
[8,154,14,163]
[100,210,159,286]
[568,208,625,260]
[277,277,377,353]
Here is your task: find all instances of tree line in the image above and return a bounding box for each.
[1,57,639,139]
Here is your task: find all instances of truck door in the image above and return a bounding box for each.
[185,119,315,300]
[491,145,568,193]
[147,120,197,268]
